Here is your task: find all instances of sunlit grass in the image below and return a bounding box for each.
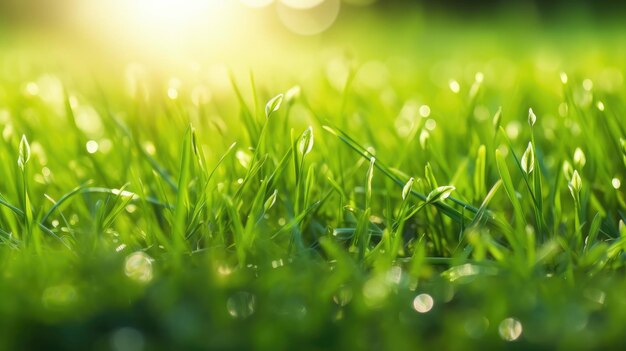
[1,19,626,350]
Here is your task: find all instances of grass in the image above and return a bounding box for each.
[1,21,626,350]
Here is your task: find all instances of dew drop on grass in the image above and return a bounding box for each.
[475,72,484,83]
[612,178,621,189]
[498,318,523,341]
[418,104,431,117]
[560,72,568,84]
[573,147,586,168]
[412,294,434,313]
[167,88,178,100]
[583,78,593,91]
[235,150,251,169]
[448,79,460,93]
[597,101,605,111]
[124,252,153,283]
[86,140,99,154]
[24,82,39,96]
[227,292,256,319]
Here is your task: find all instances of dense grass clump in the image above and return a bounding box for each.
[0,41,626,350]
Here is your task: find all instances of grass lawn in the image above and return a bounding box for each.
[1,3,626,350]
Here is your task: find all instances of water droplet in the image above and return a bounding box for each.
[24,82,39,96]
[227,292,256,319]
[167,88,178,100]
[419,105,431,118]
[86,140,99,154]
[124,252,153,283]
[236,150,252,169]
[475,72,484,83]
[412,293,434,313]
[498,318,523,341]
[573,147,586,168]
[448,79,460,93]
[612,178,621,189]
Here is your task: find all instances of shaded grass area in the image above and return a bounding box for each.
[1,24,626,349]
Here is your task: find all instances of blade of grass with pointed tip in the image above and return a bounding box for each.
[322,125,478,223]
[495,149,526,239]
[172,126,194,252]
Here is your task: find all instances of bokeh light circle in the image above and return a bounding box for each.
[240,0,274,8]
[280,0,325,9]
[277,0,341,36]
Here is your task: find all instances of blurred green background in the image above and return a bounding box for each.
[1,1,626,350]
[1,0,625,76]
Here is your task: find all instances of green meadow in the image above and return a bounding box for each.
[1,4,626,350]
